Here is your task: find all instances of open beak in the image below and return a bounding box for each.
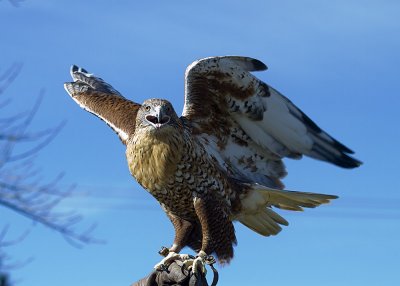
[145,106,171,128]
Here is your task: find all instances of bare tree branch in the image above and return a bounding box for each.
[0,0,24,8]
[0,225,34,281]
[0,64,22,95]
[0,64,102,277]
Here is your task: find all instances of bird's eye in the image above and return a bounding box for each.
[145,105,151,111]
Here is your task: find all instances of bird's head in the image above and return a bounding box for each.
[136,99,181,134]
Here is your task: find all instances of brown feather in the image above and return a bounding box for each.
[65,59,354,266]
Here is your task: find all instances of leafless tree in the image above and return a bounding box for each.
[0,226,31,286]
[0,0,24,8]
[0,64,100,283]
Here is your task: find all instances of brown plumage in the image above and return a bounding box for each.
[125,98,237,262]
[64,57,361,265]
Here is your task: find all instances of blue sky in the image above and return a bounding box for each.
[1,0,399,285]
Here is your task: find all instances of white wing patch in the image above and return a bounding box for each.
[199,123,287,189]
[257,88,313,153]
[183,55,361,190]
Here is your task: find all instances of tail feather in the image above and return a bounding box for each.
[239,209,284,236]
[266,189,337,211]
[264,207,288,226]
[237,184,337,236]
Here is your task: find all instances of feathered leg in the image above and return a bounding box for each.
[154,213,194,270]
[182,196,236,274]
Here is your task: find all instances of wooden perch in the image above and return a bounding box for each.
[131,260,218,286]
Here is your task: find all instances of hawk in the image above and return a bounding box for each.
[64,56,361,271]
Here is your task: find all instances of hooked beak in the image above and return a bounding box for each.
[145,106,171,128]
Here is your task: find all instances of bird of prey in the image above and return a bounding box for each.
[64,56,361,271]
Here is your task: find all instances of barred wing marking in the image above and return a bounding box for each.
[64,65,140,144]
[183,56,361,187]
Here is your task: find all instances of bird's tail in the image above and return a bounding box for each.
[237,184,337,236]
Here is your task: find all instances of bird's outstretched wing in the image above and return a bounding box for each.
[64,65,141,145]
[183,56,361,189]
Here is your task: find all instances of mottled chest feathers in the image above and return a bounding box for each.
[127,129,185,189]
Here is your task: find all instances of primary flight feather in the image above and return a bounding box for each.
[64,56,361,269]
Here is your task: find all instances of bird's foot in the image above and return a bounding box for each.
[158,246,170,257]
[182,251,216,275]
[154,248,192,271]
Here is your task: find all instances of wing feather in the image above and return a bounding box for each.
[64,65,140,144]
[183,56,361,188]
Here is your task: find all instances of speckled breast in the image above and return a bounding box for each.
[126,128,231,221]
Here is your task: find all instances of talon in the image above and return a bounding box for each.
[154,252,192,271]
[158,246,170,257]
[192,256,207,275]
[179,253,193,261]
[182,257,194,270]
[182,256,207,275]
[205,255,216,265]
[154,251,180,271]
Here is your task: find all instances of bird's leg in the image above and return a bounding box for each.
[154,244,193,271]
[180,197,218,274]
[182,196,235,274]
[182,250,216,274]
[154,213,194,271]
[154,251,192,271]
